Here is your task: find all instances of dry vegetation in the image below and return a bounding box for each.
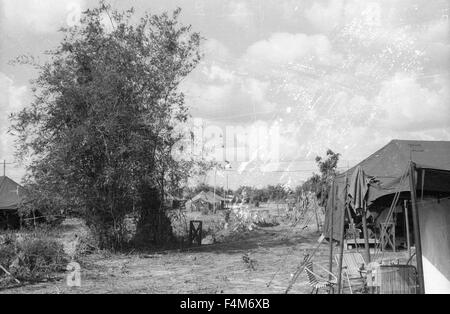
[1,203,334,294]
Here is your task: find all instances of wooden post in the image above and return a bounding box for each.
[328,181,335,291]
[337,174,348,294]
[404,199,411,259]
[362,203,371,263]
[313,203,320,231]
[409,162,425,294]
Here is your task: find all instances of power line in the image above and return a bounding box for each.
[223,167,350,173]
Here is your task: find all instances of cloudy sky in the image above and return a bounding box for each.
[0,0,449,188]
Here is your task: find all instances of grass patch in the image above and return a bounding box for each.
[0,232,68,287]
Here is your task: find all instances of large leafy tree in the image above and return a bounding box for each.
[11,3,203,249]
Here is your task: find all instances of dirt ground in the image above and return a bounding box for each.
[0,216,333,294]
[0,205,410,294]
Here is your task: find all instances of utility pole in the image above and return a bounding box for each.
[226,174,229,208]
[225,161,232,209]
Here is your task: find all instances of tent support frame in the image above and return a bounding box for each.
[404,199,411,259]
[409,162,425,294]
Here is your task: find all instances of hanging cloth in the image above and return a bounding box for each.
[348,166,372,213]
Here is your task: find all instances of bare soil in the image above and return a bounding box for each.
[0,205,410,294]
[1,219,330,293]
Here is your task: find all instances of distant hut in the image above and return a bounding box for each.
[186,191,225,213]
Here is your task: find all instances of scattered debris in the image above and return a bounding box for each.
[242,253,257,271]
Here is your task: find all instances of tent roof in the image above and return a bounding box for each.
[338,139,450,179]
[191,191,225,203]
[0,176,25,210]
[332,139,450,201]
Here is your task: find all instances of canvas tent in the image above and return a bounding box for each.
[324,139,450,293]
[0,176,25,210]
[0,176,26,229]
[324,140,450,241]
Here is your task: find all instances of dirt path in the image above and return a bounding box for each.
[1,222,330,294]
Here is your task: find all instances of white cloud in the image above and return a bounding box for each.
[201,65,235,83]
[423,19,449,43]
[243,32,341,66]
[305,0,344,32]
[304,0,389,32]
[418,19,450,71]
[374,73,450,132]
[183,73,275,120]
[0,73,28,180]
[183,6,449,172]
[227,1,254,28]
[2,0,85,33]
[202,39,233,63]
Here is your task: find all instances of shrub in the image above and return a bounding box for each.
[73,233,99,259]
[0,234,68,286]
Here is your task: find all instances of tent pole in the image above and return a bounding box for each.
[362,203,371,263]
[404,199,411,259]
[421,169,425,201]
[409,162,425,294]
[328,181,335,292]
[337,174,348,294]
[337,208,345,293]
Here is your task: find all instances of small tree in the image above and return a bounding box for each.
[11,2,203,249]
[315,149,340,184]
[303,149,340,206]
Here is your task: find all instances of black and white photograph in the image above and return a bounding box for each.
[0,0,449,299]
